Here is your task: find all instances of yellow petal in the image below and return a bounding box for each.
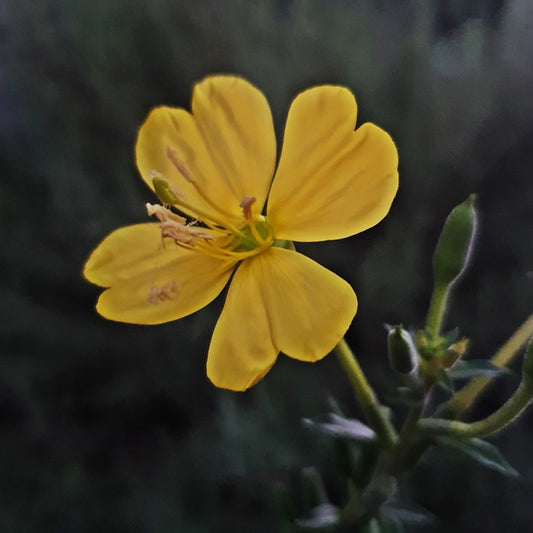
[84,223,234,325]
[136,106,235,219]
[207,247,357,391]
[267,86,398,241]
[255,247,357,361]
[84,223,165,287]
[136,75,276,219]
[207,261,278,391]
[191,75,276,214]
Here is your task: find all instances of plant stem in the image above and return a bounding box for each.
[425,283,450,340]
[443,313,533,416]
[419,378,533,439]
[334,339,398,449]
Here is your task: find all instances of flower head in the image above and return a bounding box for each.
[84,75,398,390]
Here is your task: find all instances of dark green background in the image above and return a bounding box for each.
[1,0,532,531]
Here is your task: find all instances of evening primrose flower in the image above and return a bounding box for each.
[84,75,398,391]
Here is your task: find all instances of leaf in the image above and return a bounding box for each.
[442,327,460,345]
[303,413,376,442]
[386,387,424,408]
[435,436,519,477]
[381,500,435,529]
[295,503,340,530]
[358,517,385,533]
[435,370,454,395]
[446,360,512,380]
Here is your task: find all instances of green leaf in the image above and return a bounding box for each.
[381,501,435,531]
[386,387,424,408]
[358,517,384,533]
[435,370,454,395]
[303,413,376,442]
[447,360,512,380]
[435,436,519,477]
[295,503,339,530]
[442,327,460,345]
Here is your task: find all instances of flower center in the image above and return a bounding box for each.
[147,148,274,262]
[232,217,271,252]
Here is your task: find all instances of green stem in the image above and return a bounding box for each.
[425,283,450,340]
[419,378,533,439]
[334,339,398,449]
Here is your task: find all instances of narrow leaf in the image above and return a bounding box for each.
[303,413,376,442]
[435,436,519,477]
[447,360,512,380]
[436,370,454,394]
[386,387,424,408]
[295,503,339,530]
[381,500,435,527]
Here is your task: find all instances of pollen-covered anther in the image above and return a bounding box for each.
[147,203,186,225]
[147,280,179,305]
[166,147,194,183]
[239,195,256,220]
[146,203,213,245]
[160,221,214,245]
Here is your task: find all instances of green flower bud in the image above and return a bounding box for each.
[387,325,419,374]
[433,195,477,287]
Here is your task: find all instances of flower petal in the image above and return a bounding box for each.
[207,261,278,391]
[136,106,236,219]
[207,247,357,390]
[267,86,398,241]
[256,247,357,361]
[84,223,234,325]
[191,75,276,213]
[136,75,276,219]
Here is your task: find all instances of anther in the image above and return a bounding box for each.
[147,203,214,246]
[239,196,256,220]
[147,203,186,225]
[152,177,185,205]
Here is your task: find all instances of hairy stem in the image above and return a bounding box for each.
[425,283,450,340]
[420,378,533,439]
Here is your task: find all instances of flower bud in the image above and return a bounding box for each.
[433,195,477,287]
[387,325,419,374]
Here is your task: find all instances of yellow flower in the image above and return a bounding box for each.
[84,75,398,391]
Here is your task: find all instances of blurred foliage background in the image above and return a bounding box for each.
[1,0,532,531]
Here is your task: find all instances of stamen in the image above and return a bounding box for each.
[165,147,245,229]
[147,280,179,304]
[147,203,215,246]
[147,203,187,225]
[153,176,186,205]
[166,147,194,183]
[239,195,267,246]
